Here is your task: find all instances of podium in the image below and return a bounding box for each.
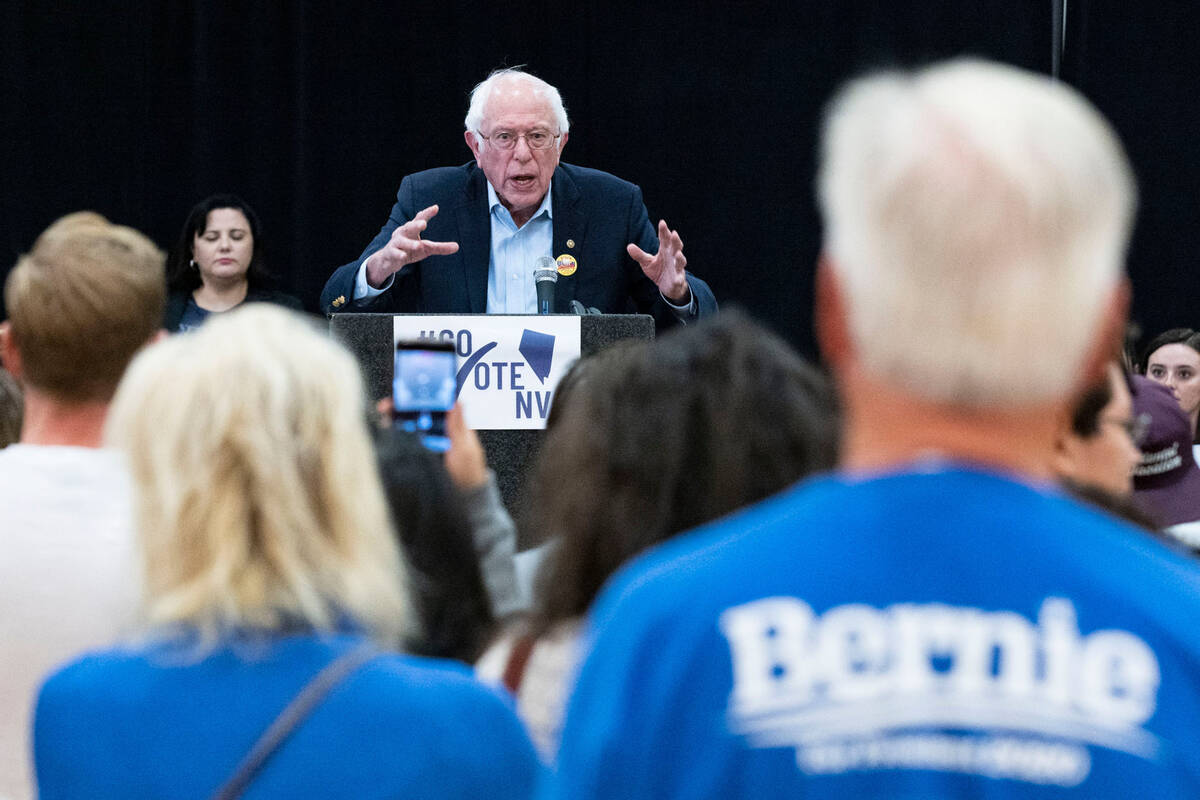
[329,313,654,547]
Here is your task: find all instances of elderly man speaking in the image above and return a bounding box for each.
[321,68,716,327]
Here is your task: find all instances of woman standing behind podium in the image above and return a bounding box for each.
[164,194,303,332]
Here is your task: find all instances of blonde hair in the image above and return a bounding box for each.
[106,304,410,647]
[5,212,165,402]
[817,59,1136,408]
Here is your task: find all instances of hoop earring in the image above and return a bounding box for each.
[189,259,197,269]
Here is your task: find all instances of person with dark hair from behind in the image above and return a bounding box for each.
[164,193,303,331]
[476,309,839,761]
[1059,363,1140,498]
[1053,362,1155,527]
[547,60,1200,798]
[0,367,22,448]
[33,305,539,799]
[375,407,523,663]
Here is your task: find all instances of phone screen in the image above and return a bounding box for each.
[393,342,457,452]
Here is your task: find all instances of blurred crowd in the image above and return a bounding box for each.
[4,57,1200,799]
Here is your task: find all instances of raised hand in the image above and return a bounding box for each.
[627,219,690,304]
[443,404,488,490]
[366,204,460,288]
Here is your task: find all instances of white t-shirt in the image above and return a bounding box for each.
[476,619,583,763]
[0,445,140,800]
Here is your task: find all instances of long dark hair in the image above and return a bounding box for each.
[375,429,496,662]
[165,194,274,293]
[525,309,840,635]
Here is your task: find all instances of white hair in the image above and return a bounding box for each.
[464,67,570,148]
[817,59,1136,408]
[106,304,412,649]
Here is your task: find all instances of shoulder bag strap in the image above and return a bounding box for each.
[210,641,379,800]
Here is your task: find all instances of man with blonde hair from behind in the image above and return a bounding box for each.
[548,59,1200,797]
[0,213,165,800]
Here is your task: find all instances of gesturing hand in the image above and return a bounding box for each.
[627,219,690,304]
[366,204,460,289]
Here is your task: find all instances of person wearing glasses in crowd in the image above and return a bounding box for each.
[320,68,716,328]
[1055,363,1145,500]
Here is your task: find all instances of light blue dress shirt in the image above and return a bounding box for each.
[484,181,553,313]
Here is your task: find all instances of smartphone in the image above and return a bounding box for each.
[392,340,457,452]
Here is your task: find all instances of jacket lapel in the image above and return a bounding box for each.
[551,166,588,312]
[457,165,491,313]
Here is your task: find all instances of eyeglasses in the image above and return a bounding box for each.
[1101,412,1151,447]
[477,130,561,151]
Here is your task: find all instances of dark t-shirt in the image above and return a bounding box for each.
[176,296,211,332]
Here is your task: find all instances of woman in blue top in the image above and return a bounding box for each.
[33,305,539,799]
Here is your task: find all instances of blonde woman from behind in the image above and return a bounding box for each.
[32,305,539,800]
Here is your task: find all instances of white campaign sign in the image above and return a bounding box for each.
[393,316,582,430]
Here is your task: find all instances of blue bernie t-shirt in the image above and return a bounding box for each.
[35,631,540,799]
[545,466,1200,798]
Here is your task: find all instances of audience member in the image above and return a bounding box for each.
[505,341,644,599]
[1139,327,1200,460]
[1130,375,1200,550]
[547,59,1200,797]
[0,212,164,800]
[477,310,839,761]
[1055,364,1163,533]
[164,193,303,331]
[375,415,516,663]
[33,305,539,799]
[1055,363,1143,498]
[0,368,21,447]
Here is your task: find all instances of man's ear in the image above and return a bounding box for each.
[0,322,24,380]
[464,130,482,162]
[815,254,853,371]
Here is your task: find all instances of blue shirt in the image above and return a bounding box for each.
[546,467,1200,798]
[36,631,541,799]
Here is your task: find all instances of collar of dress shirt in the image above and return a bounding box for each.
[486,180,554,225]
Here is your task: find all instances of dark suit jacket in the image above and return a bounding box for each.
[320,162,716,328]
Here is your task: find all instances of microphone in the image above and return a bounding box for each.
[533,255,558,315]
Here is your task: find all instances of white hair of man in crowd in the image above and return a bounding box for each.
[817,59,1136,409]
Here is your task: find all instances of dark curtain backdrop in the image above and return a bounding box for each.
[1,2,1192,358]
